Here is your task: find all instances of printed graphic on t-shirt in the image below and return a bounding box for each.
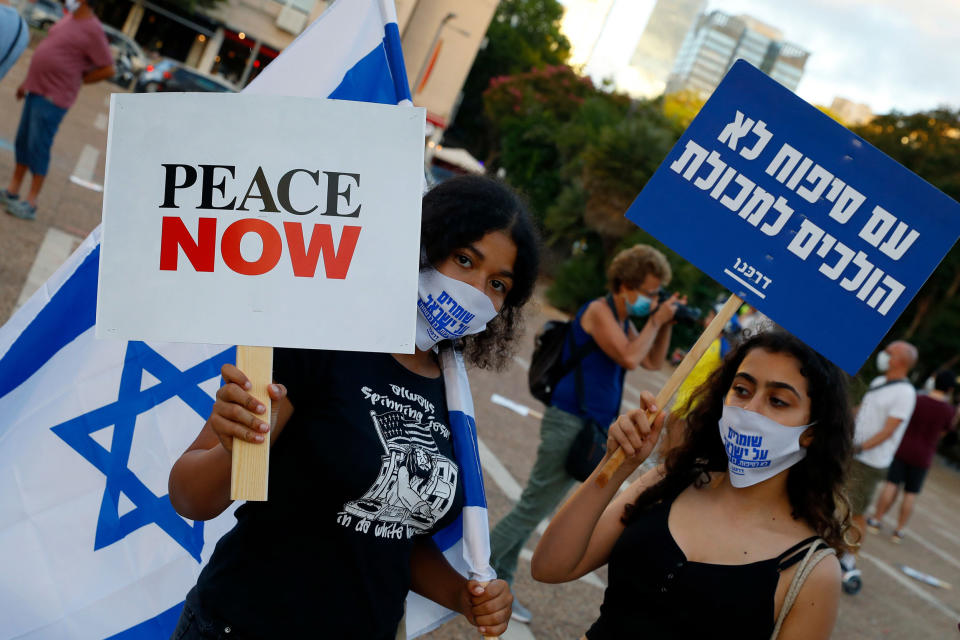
[337,384,457,540]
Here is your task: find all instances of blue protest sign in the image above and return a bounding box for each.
[626,60,960,374]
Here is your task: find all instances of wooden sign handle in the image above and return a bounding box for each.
[595,294,743,488]
[231,345,273,501]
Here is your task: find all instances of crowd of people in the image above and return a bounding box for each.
[164,180,957,638]
[3,11,956,640]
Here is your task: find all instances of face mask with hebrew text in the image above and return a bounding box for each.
[718,404,813,488]
[415,268,498,351]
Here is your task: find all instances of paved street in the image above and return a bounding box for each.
[2,46,959,640]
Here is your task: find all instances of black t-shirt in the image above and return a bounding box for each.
[195,348,465,639]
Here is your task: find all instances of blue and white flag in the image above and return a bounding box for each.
[0,1,492,638]
[405,348,496,638]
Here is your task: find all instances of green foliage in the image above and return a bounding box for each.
[480,62,720,331]
[578,103,680,242]
[444,0,570,158]
[662,91,705,128]
[545,244,607,312]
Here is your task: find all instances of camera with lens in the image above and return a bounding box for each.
[657,288,702,326]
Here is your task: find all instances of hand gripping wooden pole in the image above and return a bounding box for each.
[595,294,743,488]
[230,345,273,501]
[479,581,497,639]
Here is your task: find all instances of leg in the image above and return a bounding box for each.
[873,481,899,521]
[895,464,927,534]
[7,163,27,195]
[9,96,34,197]
[25,173,45,206]
[19,94,66,206]
[847,460,886,554]
[489,406,583,585]
[897,492,917,531]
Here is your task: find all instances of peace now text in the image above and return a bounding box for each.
[157,163,363,278]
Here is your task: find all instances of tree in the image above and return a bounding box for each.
[444,0,570,160]
[483,65,602,220]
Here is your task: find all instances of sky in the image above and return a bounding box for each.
[561,0,960,114]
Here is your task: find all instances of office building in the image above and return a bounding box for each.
[666,11,809,97]
[624,0,705,98]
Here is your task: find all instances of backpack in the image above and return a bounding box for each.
[527,296,618,405]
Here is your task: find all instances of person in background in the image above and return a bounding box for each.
[868,370,956,542]
[489,244,679,623]
[840,340,917,593]
[0,0,29,81]
[0,0,113,220]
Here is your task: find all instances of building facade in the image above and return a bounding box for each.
[666,11,808,97]
[623,0,705,99]
[831,97,873,126]
[395,0,498,130]
[102,0,495,129]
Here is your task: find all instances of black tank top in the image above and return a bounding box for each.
[586,495,819,639]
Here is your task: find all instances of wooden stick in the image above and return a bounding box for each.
[595,294,743,488]
[231,345,273,501]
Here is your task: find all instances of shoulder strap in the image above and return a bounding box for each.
[862,378,912,396]
[775,535,821,570]
[770,538,836,640]
[573,296,623,413]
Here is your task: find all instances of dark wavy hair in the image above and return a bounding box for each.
[623,330,857,552]
[420,175,540,370]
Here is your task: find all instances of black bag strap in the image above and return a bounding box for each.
[574,295,627,415]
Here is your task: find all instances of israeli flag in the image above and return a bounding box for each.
[405,348,497,638]
[0,1,492,638]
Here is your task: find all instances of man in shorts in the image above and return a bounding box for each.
[868,370,956,542]
[1,0,113,220]
[840,340,917,593]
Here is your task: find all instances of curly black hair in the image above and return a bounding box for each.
[420,175,540,370]
[623,330,857,552]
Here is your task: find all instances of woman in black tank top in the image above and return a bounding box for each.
[532,330,856,639]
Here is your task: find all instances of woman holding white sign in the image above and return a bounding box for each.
[531,330,856,639]
[168,175,539,639]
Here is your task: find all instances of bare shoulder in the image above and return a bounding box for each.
[801,552,842,594]
[777,549,840,639]
[581,297,612,330]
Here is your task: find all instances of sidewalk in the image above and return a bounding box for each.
[0,45,114,325]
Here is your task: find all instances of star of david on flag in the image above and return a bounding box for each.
[51,341,235,562]
[0,1,493,638]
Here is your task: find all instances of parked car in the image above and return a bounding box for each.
[101,24,147,88]
[134,59,237,93]
[23,0,62,29]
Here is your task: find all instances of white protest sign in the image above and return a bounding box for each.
[97,93,425,353]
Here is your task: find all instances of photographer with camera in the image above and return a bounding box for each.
[490,245,681,623]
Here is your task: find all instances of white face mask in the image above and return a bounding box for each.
[65,0,81,13]
[415,268,498,351]
[876,350,891,372]
[718,404,812,488]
